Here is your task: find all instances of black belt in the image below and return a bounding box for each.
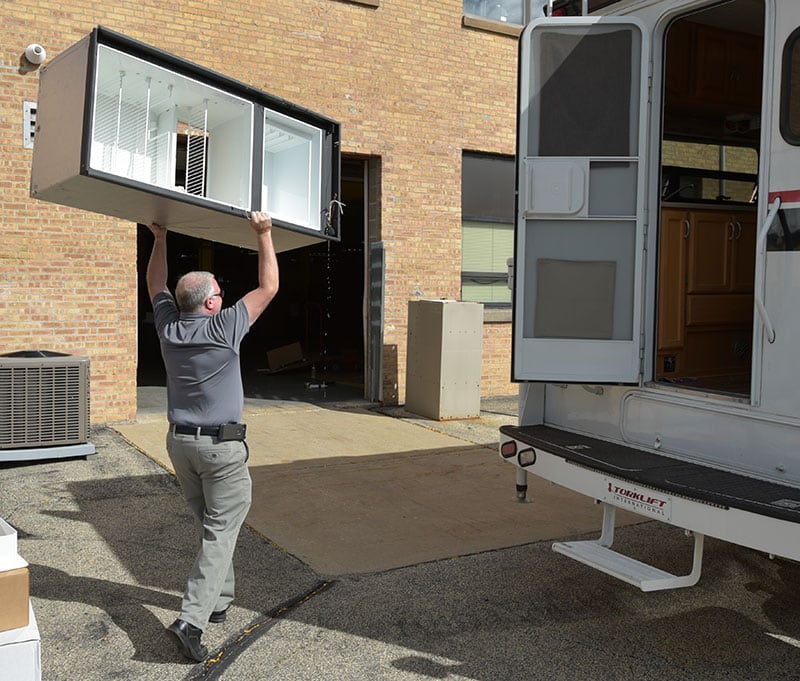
[171,422,247,441]
[172,424,221,436]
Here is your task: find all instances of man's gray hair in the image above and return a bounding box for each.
[175,271,215,312]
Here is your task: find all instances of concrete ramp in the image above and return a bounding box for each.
[113,398,635,575]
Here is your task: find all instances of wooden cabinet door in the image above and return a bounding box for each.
[658,209,688,350]
[692,24,763,114]
[664,20,693,102]
[693,24,729,104]
[687,210,732,293]
[728,32,763,111]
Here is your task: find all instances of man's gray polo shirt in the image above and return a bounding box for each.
[152,291,250,427]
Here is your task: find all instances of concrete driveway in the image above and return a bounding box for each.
[2,395,799,680]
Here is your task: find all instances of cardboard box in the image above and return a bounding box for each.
[0,603,41,681]
[266,342,304,371]
[0,518,30,634]
[0,568,30,632]
[0,518,28,572]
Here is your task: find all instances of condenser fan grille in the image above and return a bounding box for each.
[0,358,90,449]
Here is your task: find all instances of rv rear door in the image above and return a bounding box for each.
[513,17,650,382]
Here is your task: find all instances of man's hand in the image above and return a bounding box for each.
[149,222,167,239]
[249,211,272,235]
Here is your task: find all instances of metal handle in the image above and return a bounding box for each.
[728,222,735,240]
[755,297,775,344]
[682,218,690,238]
[735,220,742,239]
[757,200,780,251]
[754,198,781,344]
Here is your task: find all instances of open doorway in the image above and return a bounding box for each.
[656,0,764,397]
[136,158,369,403]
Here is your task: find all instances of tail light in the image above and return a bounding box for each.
[501,440,517,458]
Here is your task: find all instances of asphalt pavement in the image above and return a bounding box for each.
[3,394,800,680]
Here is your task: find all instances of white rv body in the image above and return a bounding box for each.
[501,0,800,589]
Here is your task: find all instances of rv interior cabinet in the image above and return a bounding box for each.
[30,26,341,253]
[656,206,755,389]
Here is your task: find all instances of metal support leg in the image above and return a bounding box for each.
[515,467,529,503]
[597,502,616,547]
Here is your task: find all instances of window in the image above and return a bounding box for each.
[549,0,624,15]
[463,0,524,25]
[661,140,758,203]
[780,27,800,145]
[462,153,515,306]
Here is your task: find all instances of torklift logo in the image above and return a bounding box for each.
[607,482,669,518]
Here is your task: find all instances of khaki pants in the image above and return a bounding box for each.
[166,431,252,630]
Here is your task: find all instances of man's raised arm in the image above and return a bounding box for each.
[242,211,280,326]
[146,223,169,302]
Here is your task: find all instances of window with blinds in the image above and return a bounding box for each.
[461,152,515,306]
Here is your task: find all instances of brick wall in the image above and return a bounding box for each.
[482,322,515,396]
[0,0,519,420]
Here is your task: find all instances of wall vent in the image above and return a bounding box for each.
[0,353,90,450]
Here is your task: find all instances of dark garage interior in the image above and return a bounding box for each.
[136,159,367,403]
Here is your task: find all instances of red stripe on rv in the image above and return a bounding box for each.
[769,190,800,204]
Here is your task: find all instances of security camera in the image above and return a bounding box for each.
[24,44,46,65]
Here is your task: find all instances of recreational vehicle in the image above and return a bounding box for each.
[500,0,800,590]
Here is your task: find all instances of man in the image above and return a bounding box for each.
[146,211,279,662]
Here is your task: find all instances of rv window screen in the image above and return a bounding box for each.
[780,27,800,145]
[529,26,640,157]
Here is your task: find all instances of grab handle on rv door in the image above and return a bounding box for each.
[755,197,781,344]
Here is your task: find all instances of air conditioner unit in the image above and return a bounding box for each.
[0,352,95,461]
